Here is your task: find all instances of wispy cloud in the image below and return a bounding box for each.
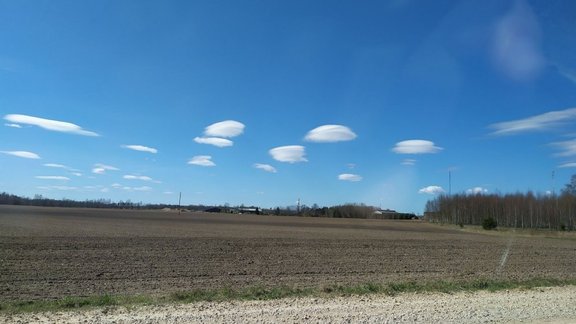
[133,186,153,191]
[3,114,99,136]
[269,145,307,163]
[489,107,576,136]
[1,151,41,159]
[4,123,22,128]
[123,175,154,181]
[188,155,216,167]
[402,159,416,166]
[37,186,78,191]
[338,173,362,182]
[304,125,357,143]
[254,163,277,173]
[466,187,489,194]
[553,63,576,85]
[418,186,445,195]
[36,176,70,181]
[558,162,576,168]
[551,139,576,157]
[43,163,82,177]
[194,137,233,147]
[492,0,544,81]
[392,140,442,154]
[204,120,245,138]
[92,163,119,174]
[43,163,66,168]
[122,145,158,154]
[114,185,153,192]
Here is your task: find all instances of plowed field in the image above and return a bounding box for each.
[1,205,575,301]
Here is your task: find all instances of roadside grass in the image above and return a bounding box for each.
[2,278,575,314]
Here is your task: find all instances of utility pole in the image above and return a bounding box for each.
[449,171,452,196]
[297,198,301,214]
[178,192,182,214]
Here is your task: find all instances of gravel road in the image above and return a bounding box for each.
[3,286,576,323]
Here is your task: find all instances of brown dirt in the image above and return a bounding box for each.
[1,205,575,302]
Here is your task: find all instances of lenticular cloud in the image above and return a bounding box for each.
[304,125,357,143]
[392,140,442,154]
[204,120,245,138]
[269,145,307,163]
[4,114,99,136]
[188,155,216,167]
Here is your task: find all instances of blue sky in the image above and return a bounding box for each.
[1,0,576,213]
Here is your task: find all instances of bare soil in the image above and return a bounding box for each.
[1,205,575,302]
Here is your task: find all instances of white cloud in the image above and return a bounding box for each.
[338,173,363,182]
[553,63,576,85]
[122,145,158,154]
[133,186,153,192]
[254,163,277,173]
[4,123,22,128]
[492,0,544,81]
[188,155,216,167]
[92,163,119,174]
[402,159,416,166]
[304,125,357,143]
[551,139,576,157]
[163,191,174,195]
[418,186,445,195]
[466,187,489,195]
[558,162,576,168]
[269,145,307,163]
[71,172,82,177]
[3,114,99,136]
[37,185,77,191]
[490,107,576,136]
[43,163,66,168]
[194,137,234,147]
[1,151,41,159]
[123,175,153,181]
[204,120,245,138]
[111,183,123,188]
[392,140,443,154]
[36,176,70,181]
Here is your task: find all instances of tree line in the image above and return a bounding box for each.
[0,192,417,220]
[425,191,576,231]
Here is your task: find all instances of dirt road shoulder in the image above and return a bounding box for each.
[3,285,576,323]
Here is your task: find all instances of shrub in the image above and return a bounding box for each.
[482,217,497,230]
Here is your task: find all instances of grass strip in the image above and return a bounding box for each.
[2,278,576,314]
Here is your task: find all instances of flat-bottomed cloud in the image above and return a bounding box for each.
[269,146,307,163]
[194,137,233,147]
[1,151,41,159]
[254,163,277,173]
[393,140,443,154]
[338,173,362,182]
[122,145,158,154]
[305,125,357,143]
[92,164,119,174]
[36,176,70,181]
[123,175,154,181]
[4,114,99,136]
[188,155,216,167]
[204,120,245,138]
